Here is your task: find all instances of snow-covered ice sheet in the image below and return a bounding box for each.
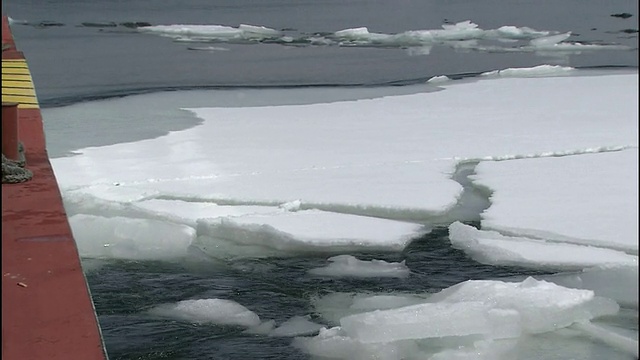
[194,210,426,258]
[51,69,637,264]
[472,149,638,253]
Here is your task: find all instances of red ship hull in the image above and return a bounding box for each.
[2,15,107,360]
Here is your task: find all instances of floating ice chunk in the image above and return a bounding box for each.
[312,292,427,324]
[334,27,370,38]
[71,184,159,203]
[340,301,518,343]
[571,322,639,358]
[187,46,230,52]
[428,338,519,360]
[138,24,281,42]
[133,198,279,227]
[448,222,638,270]
[400,21,484,43]
[69,214,195,260]
[237,24,281,38]
[139,24,243,39]
[279,199,302,212]
[529,32,571,47]
[494,25,550,39]
[534,42,632,51]
[437,21,484,40]
[480,64,575,77]
[428,277,619,334]
[269,315,325,337]
[292,326,420,360]
[336,277,617,344]
[427,75,451,83]
[139,24,279,41]
[441,20,479,31]
[541,264,639,308]
[194,210,426,258]
[334,27,391,44]
[148,298,261,327]
[308,255,411,278]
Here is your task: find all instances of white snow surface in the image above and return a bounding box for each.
[193,210,424,259]
[52,70,638,264]
[473,149,638,253]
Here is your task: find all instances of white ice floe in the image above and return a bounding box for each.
[132,198,280,227]
[426,75,451,83]
[312,292,428,325]
[148,298,262,327]
[295,277,629,359]
[541,263,639,309]
[480,64,575,77]
[69,214,196,260]
[51,70,637,263]
[269,316,325,337]
[472,149,638,253]
[308,255,411,278]
[138,23,280,41]
[529,32,572,47]
[194,210,426,258]
[150,300,323,337]
[138,21,632,53]
[448,221,638,270]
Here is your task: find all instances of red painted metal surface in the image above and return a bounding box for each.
[2,16,108,360]
[2,102,20,161]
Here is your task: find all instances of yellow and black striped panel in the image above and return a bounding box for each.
[2,59,39,109]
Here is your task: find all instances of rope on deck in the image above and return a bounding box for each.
[2,143,33,183]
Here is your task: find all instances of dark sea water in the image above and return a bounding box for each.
[2,1,638,359]
[86,227,557,360]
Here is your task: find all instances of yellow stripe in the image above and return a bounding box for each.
[1,96,39,108]
[2,88,36,96]
[3,74,32,81]
[2,68,31,75]
[2,80,33,88]
[1,60,28,68]
[1,94,37,102]
[2,64,29,69]
[2,60,39,109]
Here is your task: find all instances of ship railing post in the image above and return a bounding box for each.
[2,102,20,161]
